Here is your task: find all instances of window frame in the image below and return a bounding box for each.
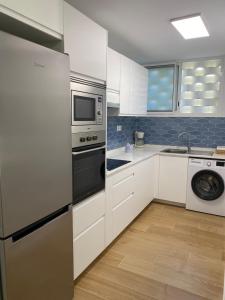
[146,64,179,113]
[145,56,225,117]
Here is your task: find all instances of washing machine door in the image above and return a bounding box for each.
[191,170,224,201]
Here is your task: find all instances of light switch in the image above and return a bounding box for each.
[117,125,122,132]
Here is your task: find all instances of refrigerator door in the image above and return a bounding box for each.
[0,31,72,237]
[0,207,73,300]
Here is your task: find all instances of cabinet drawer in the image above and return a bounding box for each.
[111,169,135,208]
[73,217,105,279]
[73,191,105,238]
[112,193,136,239]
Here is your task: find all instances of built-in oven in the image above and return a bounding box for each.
[72,145,105,205]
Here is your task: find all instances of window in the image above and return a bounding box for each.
[147,65,176,112]
[179,59,223,114]
[147,58,224,115]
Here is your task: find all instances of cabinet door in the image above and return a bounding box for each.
[130,62,148,115]
[73,217,105,279]
[73,191,105,238]
[0,0,63,37]
[154,155,160,198]
[107,48,121,92]
[158,155,188,204]
[64,2,107,81]
[105,166,135,245]
[112,193,136,239]
[120,55,133,114]
[134,158,154,213]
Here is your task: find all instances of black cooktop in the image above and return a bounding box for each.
[107,158,131,171]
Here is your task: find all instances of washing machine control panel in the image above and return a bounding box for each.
[189,158,225,169]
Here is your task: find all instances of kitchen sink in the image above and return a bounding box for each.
[161,148,213,156]
[188,150,214,156]
[161,148,188,154]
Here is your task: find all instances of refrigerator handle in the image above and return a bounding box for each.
[12,205,70,242]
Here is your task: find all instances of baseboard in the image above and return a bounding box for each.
[153,198,186,208]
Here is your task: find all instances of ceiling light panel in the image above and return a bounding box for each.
[171,15,209,39]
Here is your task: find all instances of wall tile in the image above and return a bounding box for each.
[107,116,225,150]
[107,116,137,150]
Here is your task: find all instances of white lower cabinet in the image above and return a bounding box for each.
[112,193,135,239]
[111,167,135,208]
[153,155,160,198]
[73,217,105,279]
[73,191,105,237]
[106,157,155,244]
[73,154,189,278]
[73,191,105,279]
[105,166,135,245]
[158,155,188,204]
[134,158,154,213]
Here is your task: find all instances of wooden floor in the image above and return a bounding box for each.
[73,203,225,300]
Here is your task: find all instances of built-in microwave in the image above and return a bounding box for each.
[71,77,106,148]
[71,91,103,126]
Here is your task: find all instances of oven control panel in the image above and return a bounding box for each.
[72,130,105,148]
[80,135,98,142]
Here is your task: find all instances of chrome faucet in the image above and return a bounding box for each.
[178,132,191,153]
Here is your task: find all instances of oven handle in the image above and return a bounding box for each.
[72,145,106,155]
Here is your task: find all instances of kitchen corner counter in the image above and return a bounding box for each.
[107,145,163,176]
[107,144,219,176]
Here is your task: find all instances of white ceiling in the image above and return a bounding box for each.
[66,0,225,64]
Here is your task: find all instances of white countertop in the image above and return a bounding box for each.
[107,144,225,176]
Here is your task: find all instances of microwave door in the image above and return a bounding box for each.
[72,91,98,126]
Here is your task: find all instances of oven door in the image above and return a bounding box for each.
[71,91,98,126]
[72,146,105,205]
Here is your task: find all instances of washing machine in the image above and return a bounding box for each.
[186,157,225,216]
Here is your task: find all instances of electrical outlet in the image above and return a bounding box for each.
[117,125,122,132]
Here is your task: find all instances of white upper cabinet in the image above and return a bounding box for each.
[130,62,148,115]
[120,54,147,115]
[107,48,121,92]
[0,0,63,39]
[64,2,108,82]
[107,47,121,107]
[120,54,133,114]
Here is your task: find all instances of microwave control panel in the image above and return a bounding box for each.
[96,97,103,124]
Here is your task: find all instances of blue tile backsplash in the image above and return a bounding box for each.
[107,116,136,150]
[107,116,225,150]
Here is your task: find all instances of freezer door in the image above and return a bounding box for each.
[1,207,73,300]
[0,31,72,237]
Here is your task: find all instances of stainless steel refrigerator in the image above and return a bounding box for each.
[0,31,73,300]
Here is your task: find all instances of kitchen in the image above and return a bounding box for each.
[0,1,225,300]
